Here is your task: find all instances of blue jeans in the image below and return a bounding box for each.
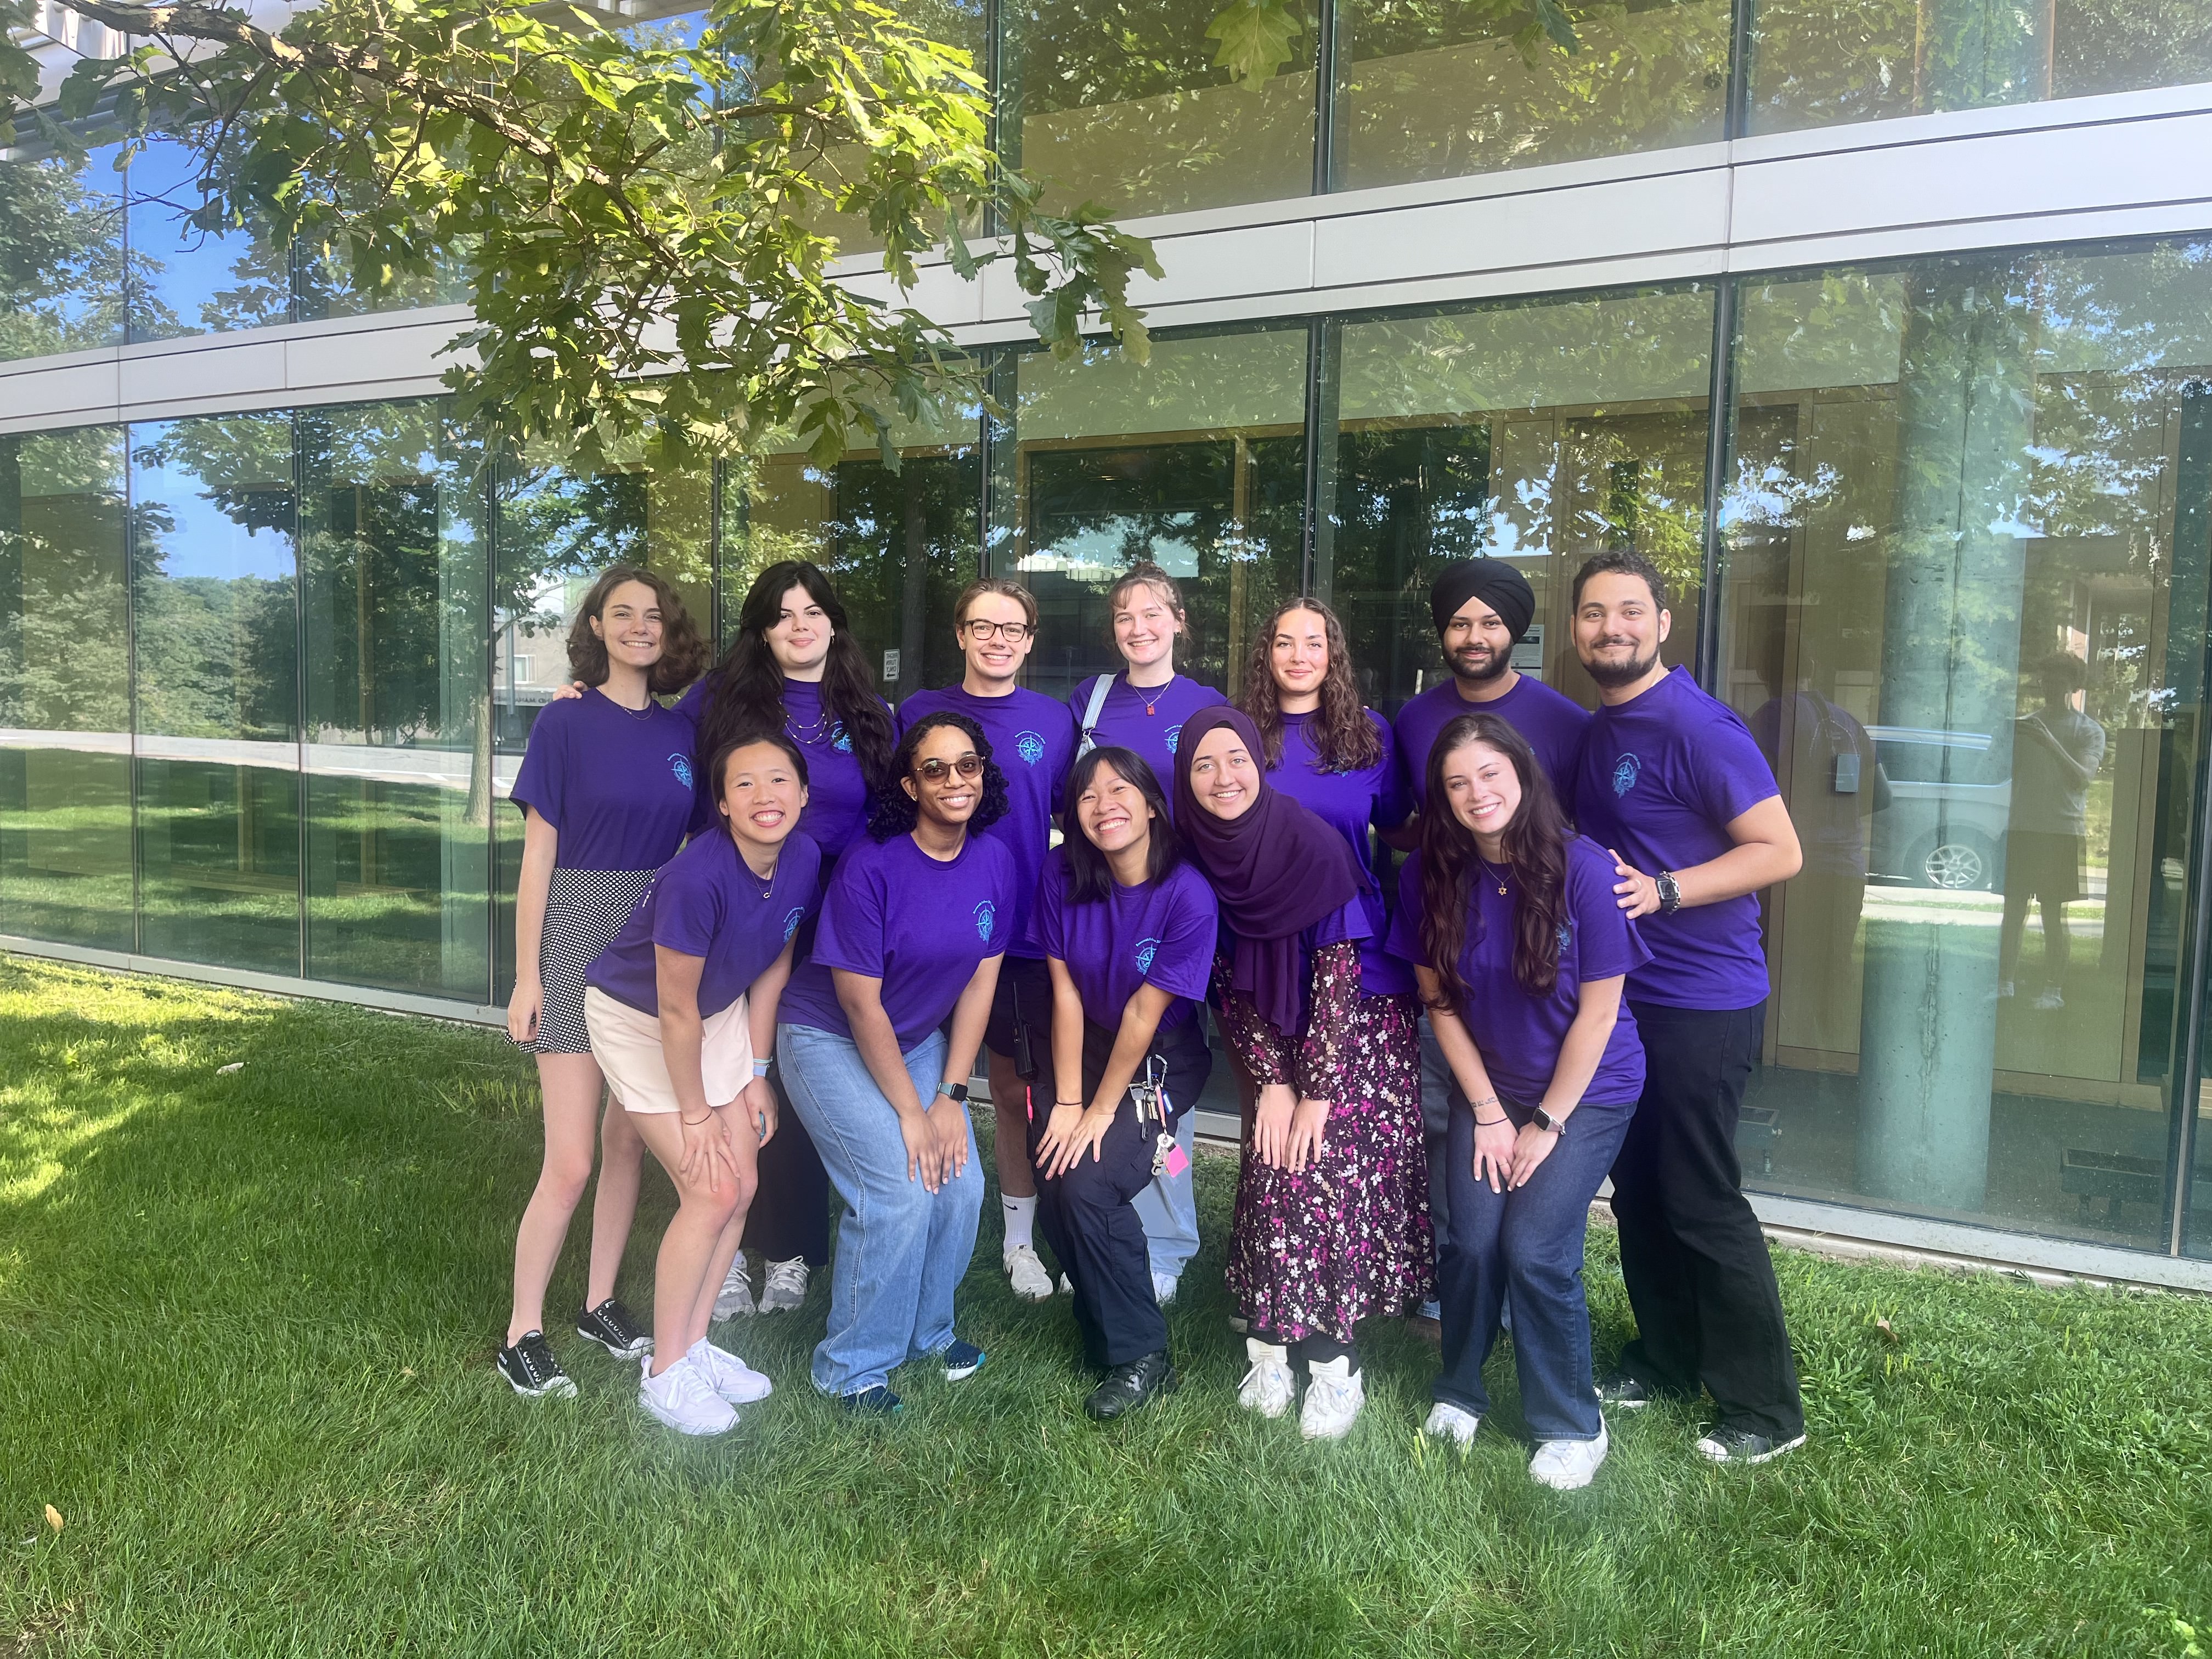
[777,1023,984,1398]
[1435,1093,1635,1441]
[1130,1109,1199,1282]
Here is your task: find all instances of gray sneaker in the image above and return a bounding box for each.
[758,1257,809,1313]
[712,1257,755,1321]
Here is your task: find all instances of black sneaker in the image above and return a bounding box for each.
[496,1330,577,1398]
[1696,1426,1808,1465]
[1085,1350,1178,1421]
[938,1339,986,1381]
[577,1298,652,1360]
[842,1385,903,1415]
[1595,1373,1656,1410]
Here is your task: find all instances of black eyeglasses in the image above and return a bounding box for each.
[915,754,984,782]
[962,619,1034,643]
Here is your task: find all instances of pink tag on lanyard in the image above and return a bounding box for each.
[1163,1143,1190,1178]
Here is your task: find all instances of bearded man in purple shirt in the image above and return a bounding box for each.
[1568,549,1807,1466]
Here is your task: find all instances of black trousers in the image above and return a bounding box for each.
[1028,1017,1212,1369]
[1609,1000,1804,1440]
[741,1063,830,1267]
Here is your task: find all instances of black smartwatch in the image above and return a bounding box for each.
[1532,1105,1567,1138]
[1655,870,1683,914]
[936,1082,970,1104]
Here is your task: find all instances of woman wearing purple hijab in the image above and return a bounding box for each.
[1176,706,1432,1441]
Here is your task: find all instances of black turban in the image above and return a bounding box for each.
[1429,557,1534,644]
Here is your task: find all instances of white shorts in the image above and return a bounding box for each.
[584,986,754,1116]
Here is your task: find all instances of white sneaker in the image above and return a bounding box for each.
[1423,1401,1481,1447]
[1237,1338,1296,1419]
[712,1257,755,1320]
[1300,1355,1364,1441]
[689,1338,772,1404]
[2033,985,2066,1011]
[1058,1274,1073,1295]
[1004,1244,1054,1302]
[758,1257,808,1313]
[1152,1271,1179,1306]
[639,1354,737,1436]
[1529,1421,1609,1490]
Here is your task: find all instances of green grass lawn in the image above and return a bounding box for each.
[2,955,2209,1657]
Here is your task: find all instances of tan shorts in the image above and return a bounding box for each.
[584,985,754,1116]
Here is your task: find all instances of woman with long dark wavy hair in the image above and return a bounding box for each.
[681,560,896,1319]
[498,566,708,1401]
[772,710,1016,1412]
[1384,712,1649,1491]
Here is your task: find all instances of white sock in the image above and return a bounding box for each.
[1002,1193,1037,1253]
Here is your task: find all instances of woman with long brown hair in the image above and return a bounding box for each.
[1385,712,1648,1490]
[498,566,709,1400]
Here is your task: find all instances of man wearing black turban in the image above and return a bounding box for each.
[1389,556,1595,1338]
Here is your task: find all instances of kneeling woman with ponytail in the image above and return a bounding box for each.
[1032,747,1217,1420]
[1386,713,1648,1490]
[582,733,822,1435]
[1177,707,1431,1441]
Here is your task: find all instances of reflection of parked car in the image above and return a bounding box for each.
[1867,726,2011,890]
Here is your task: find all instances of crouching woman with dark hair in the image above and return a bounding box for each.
[773,711,1018,1414]
[1386,712,1649,1490]
[1031,747,1216,1420]
[582,733,821,1435]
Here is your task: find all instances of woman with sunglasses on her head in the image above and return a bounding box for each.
[1066,561,1225,1305]
[498,566,709,1400]
[686,561,896,1320]
[581,733,821,1435]
[1176,707,1431,1440]
[1031,747,1217,1421]
[773,711,1015,1413]
[1385,713,1648,1491]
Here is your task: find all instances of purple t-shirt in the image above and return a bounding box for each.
[1387,837,1650,1105]
[1575,665,1780,1011]
[1269,708,1414,998]
[777,829,1018,1049]
[679,675,886,862]
[510,689,698,871]
[1034,848,1217,1034]
[1069,672,1227,819]
[586,830,822,1019]
[899,684,1076,959]
[1394,674,1592,816]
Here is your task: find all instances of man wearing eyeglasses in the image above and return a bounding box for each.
[897,579,1080,1304]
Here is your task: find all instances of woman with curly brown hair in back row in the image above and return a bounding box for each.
[498,566,709,1401]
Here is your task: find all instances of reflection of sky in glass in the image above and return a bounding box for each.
[127,136,271,341]
[132,432,293,583]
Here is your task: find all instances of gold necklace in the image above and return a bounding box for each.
[1476,856,1509,896]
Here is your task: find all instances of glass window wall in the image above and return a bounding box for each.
[300,401,491,1000]
[1722,241,2212,1254]
[1327,287,1717,713]
[0,426,133,949]
[989,328,1308,700]
[125,131,292,342]
[129,414,301,972]
[1000,0,1319,221]
[1333,0,1731,191]
[0,137,126,363]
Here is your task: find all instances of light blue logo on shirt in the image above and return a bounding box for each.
[1611,752,1641,796]
[1165,724,1183,754]
[782,906,805,942]
[831,722,853,754]
[974,899,997,941]
[1015,730,1046,766]
[669,753,694,791]
[1134,937,1160,974]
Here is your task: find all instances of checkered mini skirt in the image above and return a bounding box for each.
[526,866,654,1054]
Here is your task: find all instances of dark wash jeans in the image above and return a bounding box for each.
[1029,1016,1212,1369]
[1609,999,1804,1441]
[1435,1093,1634,1442]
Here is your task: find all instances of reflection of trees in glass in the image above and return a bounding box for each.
[1338,0,1729,187]
[0,427,131,733]
[0,145,138,362]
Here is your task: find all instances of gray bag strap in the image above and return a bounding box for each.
[1075,673,1113,759]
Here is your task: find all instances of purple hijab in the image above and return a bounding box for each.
[1173,705,1363,1037]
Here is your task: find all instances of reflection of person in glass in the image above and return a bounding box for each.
[1748,650,1883,1055]
[1999,653,2107,1011]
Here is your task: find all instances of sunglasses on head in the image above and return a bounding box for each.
[915,753,984,782]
